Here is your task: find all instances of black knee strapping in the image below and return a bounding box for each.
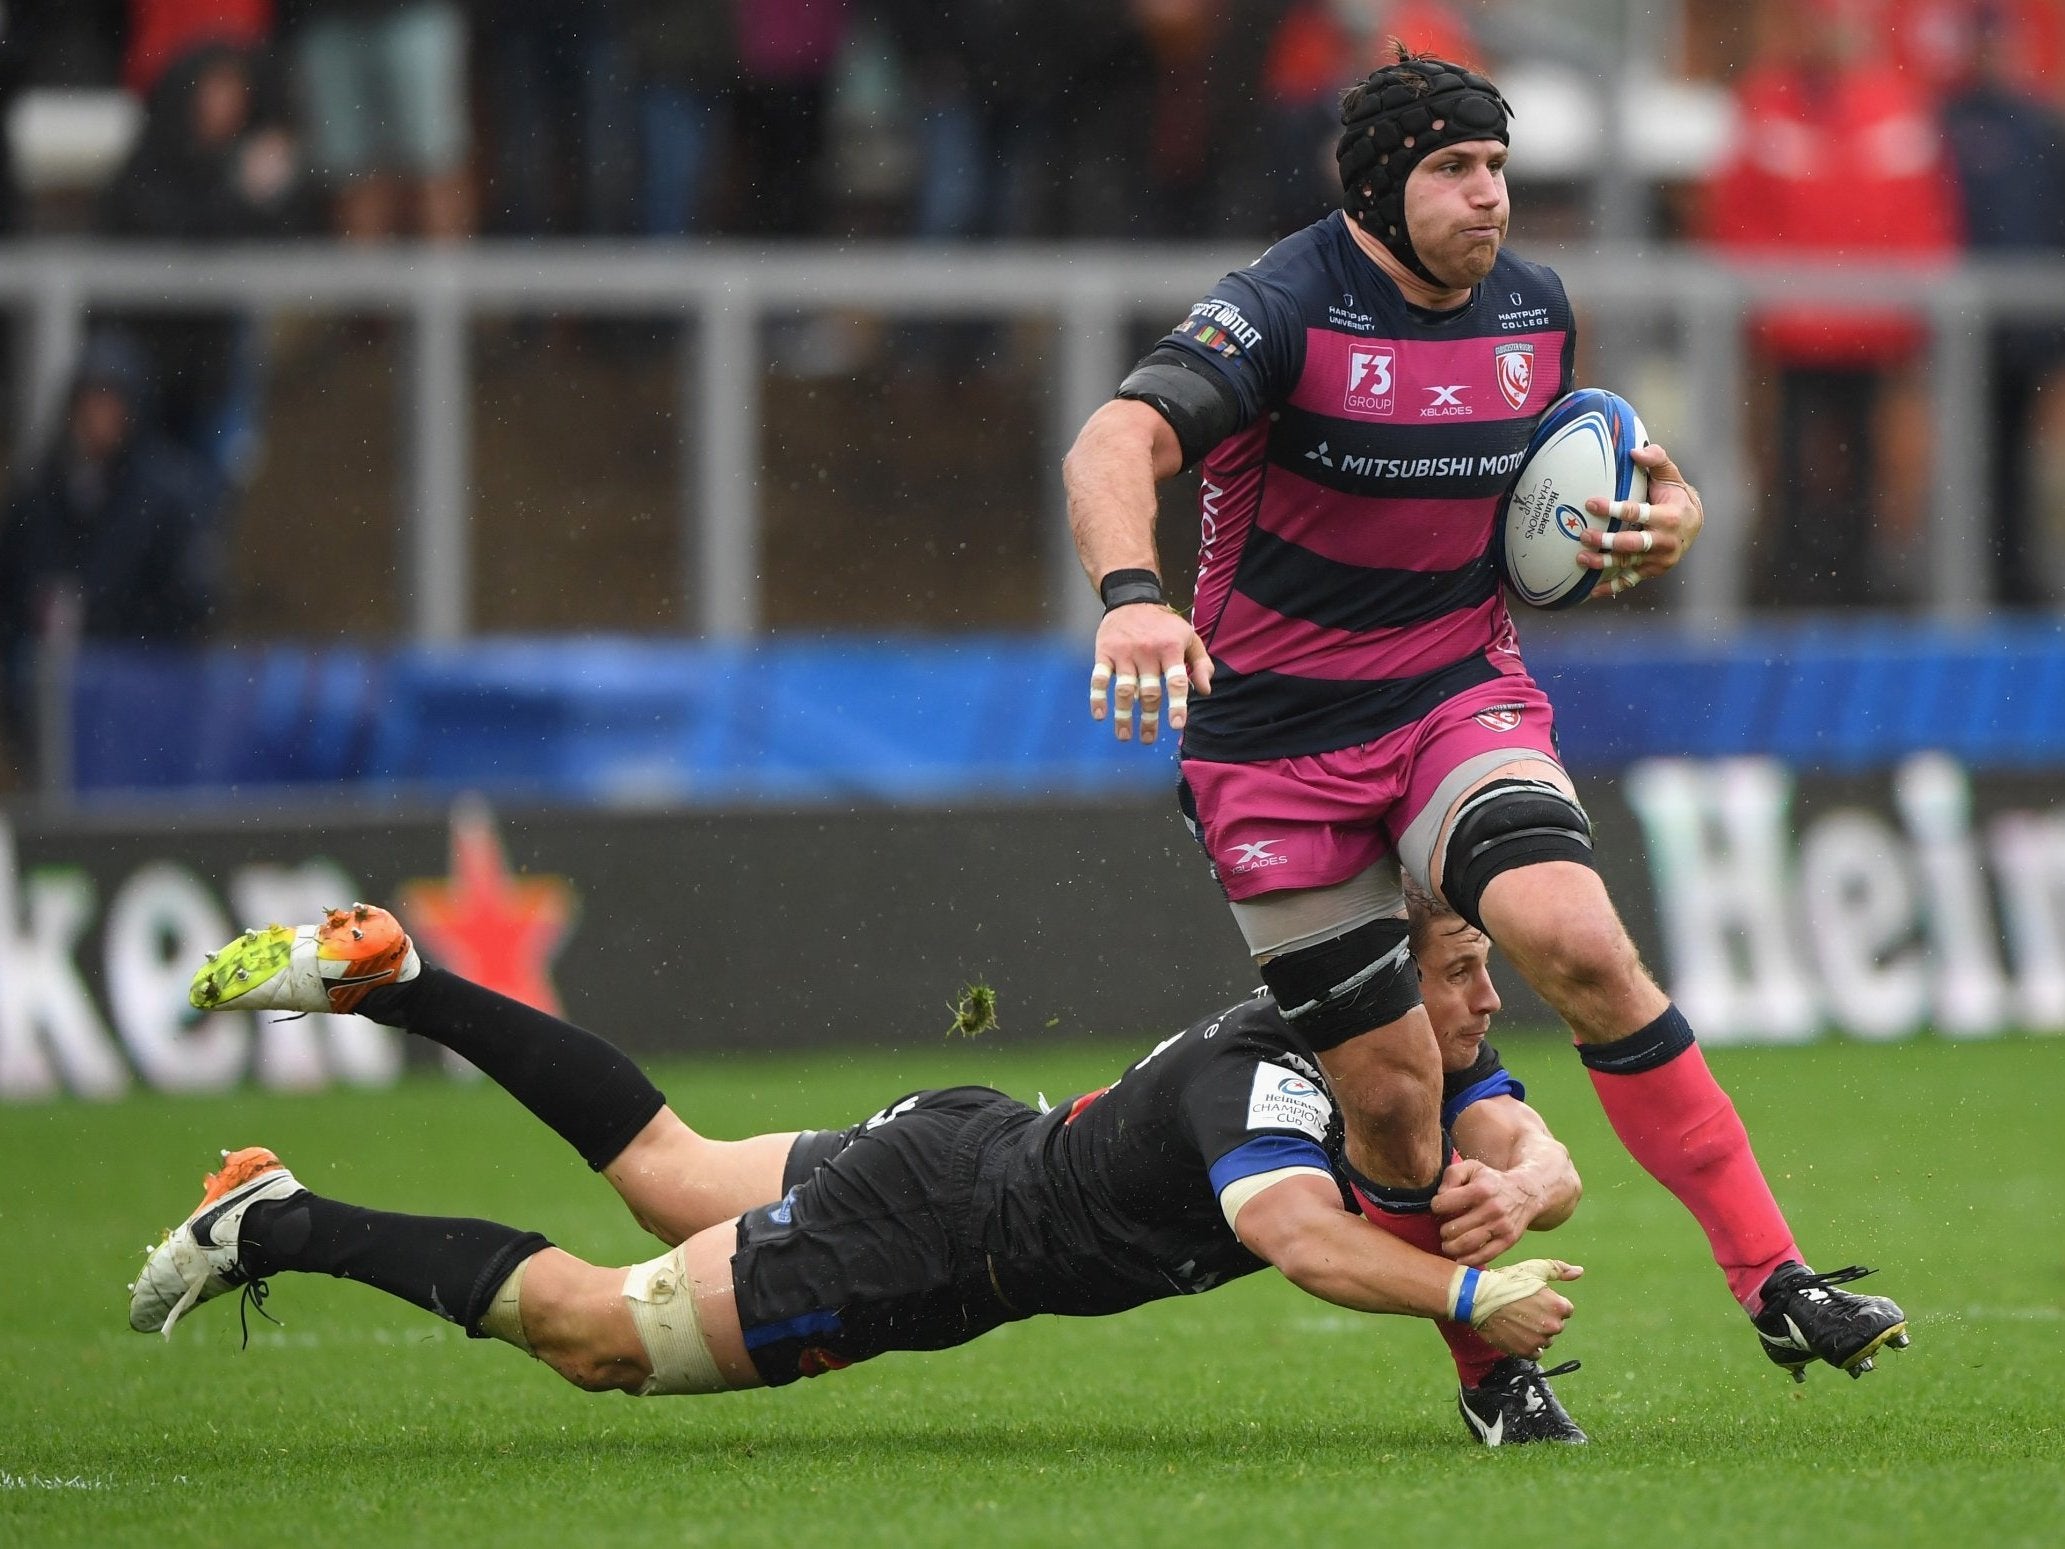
[1259,917,1420,1051]
[1441,778,1595,933]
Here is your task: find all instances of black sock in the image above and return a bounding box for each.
[358,968,666,1170]
[240,1193,550,1335]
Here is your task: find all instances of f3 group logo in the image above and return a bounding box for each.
[1344,348,1395,417]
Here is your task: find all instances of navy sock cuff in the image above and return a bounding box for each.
[1577,1004,1697,1075]
[1338,1164,1437,1214]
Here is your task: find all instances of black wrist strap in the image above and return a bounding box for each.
[1099,568,1166,612]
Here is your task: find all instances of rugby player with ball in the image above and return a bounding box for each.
[1064,44,1907,1400]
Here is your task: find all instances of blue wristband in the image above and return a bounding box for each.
[1453,1266,1482,1325]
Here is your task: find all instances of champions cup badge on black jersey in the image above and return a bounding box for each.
[1474,703,1526,732]
[1495,341,1535,410]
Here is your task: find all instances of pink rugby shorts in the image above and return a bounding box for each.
[1179,674,1563,901]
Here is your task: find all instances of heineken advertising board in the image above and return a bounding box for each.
[3,753,2060,1101]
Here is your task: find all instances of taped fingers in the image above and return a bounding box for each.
[1137,669,1167,741]
[1094,657,1193,740]
[1592,532,1652,558]
[1610,499,1653,527]
[1112,672,1139,739]
[1166,666,1190,727]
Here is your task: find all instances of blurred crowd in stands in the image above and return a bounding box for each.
[0,1,2054,246]
[1702,0,2065,607]
[0,0,2060,775]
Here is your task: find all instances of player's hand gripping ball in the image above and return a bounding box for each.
[1496,388,1649,609]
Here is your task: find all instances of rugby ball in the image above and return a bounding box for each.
[1495,389,1649,610]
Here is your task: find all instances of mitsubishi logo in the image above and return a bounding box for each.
[1304,442,1334,468]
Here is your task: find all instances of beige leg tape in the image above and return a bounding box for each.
[622,1244,728,1396]
[478,1258,533,1355]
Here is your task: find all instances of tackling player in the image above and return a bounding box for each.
[1414,892,1585,1444]
[1063,46,1908,1386]
[130,905,1579,1413]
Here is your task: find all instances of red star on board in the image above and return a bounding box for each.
[399,797,577,1014]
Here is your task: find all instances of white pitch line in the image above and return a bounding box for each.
[1,1471,106,1491]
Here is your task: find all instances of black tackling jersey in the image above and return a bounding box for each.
[975,991,1345,1318]
[735,994,1529,1382]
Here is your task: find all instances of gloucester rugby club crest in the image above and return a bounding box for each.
[1474,703,1525,732]
[1494,341,1534,410]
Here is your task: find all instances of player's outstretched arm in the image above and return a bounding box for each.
[1064,399,1212,744]
[1233,1173,1580,1360]
[1435,1096,1583,1265]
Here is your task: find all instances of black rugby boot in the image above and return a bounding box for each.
[1457,1357,1587,1446]
[1752,1262,1910,1382]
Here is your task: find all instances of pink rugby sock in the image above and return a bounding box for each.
[1347,1171,1506,1387]
[1580,1006,1800,1313]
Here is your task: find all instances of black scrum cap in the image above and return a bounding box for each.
[1337,52,1512,286]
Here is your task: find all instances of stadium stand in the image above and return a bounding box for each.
[60,621,2065,802]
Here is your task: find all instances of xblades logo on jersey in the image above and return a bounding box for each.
[1421,383,1473,419]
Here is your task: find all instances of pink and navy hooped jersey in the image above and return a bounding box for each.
[1164,213,1576,762]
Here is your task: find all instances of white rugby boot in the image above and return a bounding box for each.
[129,1147,306,1337]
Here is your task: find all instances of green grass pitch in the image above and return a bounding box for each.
[4,1031,2061,1547]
